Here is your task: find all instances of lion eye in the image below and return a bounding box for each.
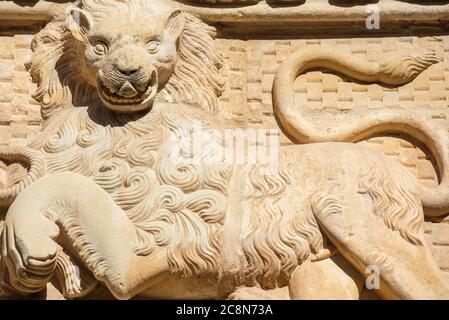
[146,41,160,54]
[93,42,108,55]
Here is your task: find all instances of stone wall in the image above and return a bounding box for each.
[2,0,449,296]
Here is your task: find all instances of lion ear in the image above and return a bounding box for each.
[165,10,185,40]
[65,7,93,42]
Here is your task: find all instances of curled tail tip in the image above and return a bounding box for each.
[409,49,441,70]
[380,49,441,85]
[417,49,441,63]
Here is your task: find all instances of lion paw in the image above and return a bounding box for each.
[1,216,60,294]
[227,286,289,300]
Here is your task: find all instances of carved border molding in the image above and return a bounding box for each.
[2,0,449,35]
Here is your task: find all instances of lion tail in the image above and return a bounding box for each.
[0,146,45,208]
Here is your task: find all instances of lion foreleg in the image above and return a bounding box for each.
[1,173,168,299]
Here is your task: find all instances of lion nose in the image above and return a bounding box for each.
[115,64,140,77]
[118,81,138,98]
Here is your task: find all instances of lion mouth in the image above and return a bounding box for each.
[97,71,158,111]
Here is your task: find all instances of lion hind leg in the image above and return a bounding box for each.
[311,181,449,300]
[288,255,362,300]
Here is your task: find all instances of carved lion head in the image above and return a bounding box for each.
[29,0,225,118]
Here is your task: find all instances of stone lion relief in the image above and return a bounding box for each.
[0,0,449,300]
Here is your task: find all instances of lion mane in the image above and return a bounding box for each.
[21,0,425,291]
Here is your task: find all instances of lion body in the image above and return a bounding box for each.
[27,101,424,297]
[132,139,425,299]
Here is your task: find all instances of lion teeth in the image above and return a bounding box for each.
[97,77,156,107]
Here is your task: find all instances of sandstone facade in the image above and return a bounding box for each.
[1,0,449,299]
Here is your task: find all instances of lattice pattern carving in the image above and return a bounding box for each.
[2,32,449,278]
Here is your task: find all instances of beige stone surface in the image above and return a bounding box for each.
[1,0,449,299]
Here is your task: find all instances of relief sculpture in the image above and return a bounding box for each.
[0,0,448,300]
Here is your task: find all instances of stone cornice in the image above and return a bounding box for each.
[1,0,449,35]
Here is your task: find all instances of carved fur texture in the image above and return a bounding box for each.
[28,0,425,286]
[1,0,443,300]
